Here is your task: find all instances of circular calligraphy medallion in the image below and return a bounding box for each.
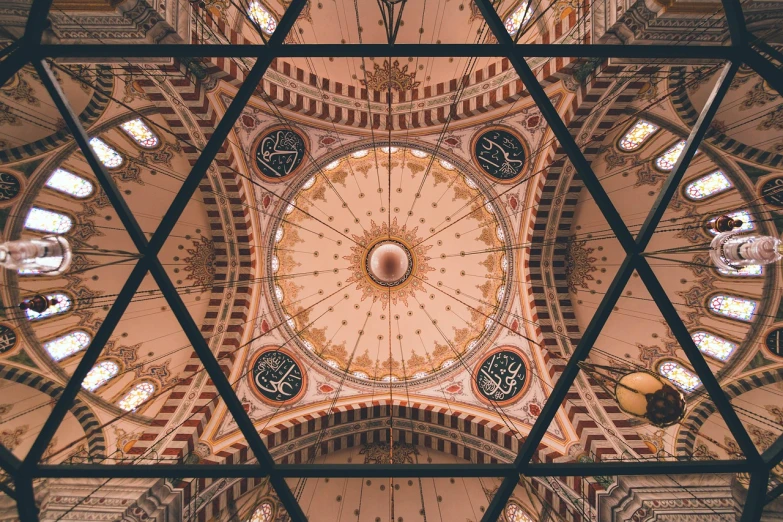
[0,324,18,355]
[248,346,307,405]
[471,127,528,184]
[760,177,783,208]
[471,347,530,406]
[252,127,308,183]
[764,328,783,359]
[0,172,22,206]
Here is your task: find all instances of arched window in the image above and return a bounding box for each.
[658,360,701,391]
[717,264,763,277]
[248,502,273,522]
[691,331,737,362]
[89,137,123,168]
[618,119,659,151]
[708,209,754,235]
[46,169,94,199]
[247,1,277,35]
[684,170,732,200]
[655,140,699,171]
[708,294,757,322]
[44,330,91,362]
[504,2,534,36]
[25,207,73,234]
[117,381,156,412]
[81,360,119,391]
[25,293,72,321]
[120,119,159,149]
[505,502,534,522]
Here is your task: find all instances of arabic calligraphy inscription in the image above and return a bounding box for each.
[473,347,528,405]
[249,347,306,405]
[0,172,21,204]
[0,325,18,354]
[253,128,307,182]
[472,128,528,183]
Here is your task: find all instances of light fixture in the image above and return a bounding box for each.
[0,236,72,275]
[578,362,686,428]
[710,232,783,272]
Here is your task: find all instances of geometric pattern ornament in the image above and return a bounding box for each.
[5,1,781,522]
[471,127,528,183]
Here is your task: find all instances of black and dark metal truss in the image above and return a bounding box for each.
[1,0,783,519]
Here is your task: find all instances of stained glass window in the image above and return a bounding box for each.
[46,169,94,198]
[302,176,316,190]
[120,119,159,149]
[353,371,369,379]
[505,502,534,522]
[441,359,455,369]
[717,264,763,277]
[89,137,123,168]
[439,159,455,170]
[708,209,755,235]
[44,330,91,362]
[708,294,757,322]
[618,120,659,152]
[411,149,428,158]
[685,171,732,200]
[504,2,534,36]
[658,360,702,391]
[25,207,73,234]
[247,1,277,35]
[351,149,369,159]
[412,371,428,379]
[691,331,737,362]
[324,160,340,171]
[655,140,699,171]
[82,360,119,391]
[117,381,155,411]
[249,503,273,522]
[380,146,399,154]
[25,293,72,321]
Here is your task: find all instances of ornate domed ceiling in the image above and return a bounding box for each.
[2,0,783,521]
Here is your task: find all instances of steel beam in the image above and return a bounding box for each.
[0,49,29,96]
[31,459,754,479]
[762,433,783,469]
[0,481,15,501]
[14,479,38,522]
[0,445,20,475]
[23,0,54,46]
[744,49,783,98]
[767,481,783,506]
[34,43,737,60]
[741,471,770,522]
[720,0,747,47]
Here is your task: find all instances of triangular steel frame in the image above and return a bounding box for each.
[0,0,782,519]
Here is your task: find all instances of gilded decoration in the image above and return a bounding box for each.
[344,218,433,309]
[564,235,598,293]
[184,235,216,289]
[271,148,511,381]
[360,441,419,464]
[360,59,421,92]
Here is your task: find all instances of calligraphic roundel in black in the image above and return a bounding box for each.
[0,325,18,354]
[765,328,783,358]
[251,349,305,403]
[0,172,21,202]
[475,350,527,404]
[761,177,783,208]
[473,128,527,182]
[254,129,306,181]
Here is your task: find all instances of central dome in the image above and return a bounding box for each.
[365,240,413,287]
[268,146,514,383]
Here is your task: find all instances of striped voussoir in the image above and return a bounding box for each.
[0,66,114,164]
[0,364,106,459]
[126,66,257,461]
